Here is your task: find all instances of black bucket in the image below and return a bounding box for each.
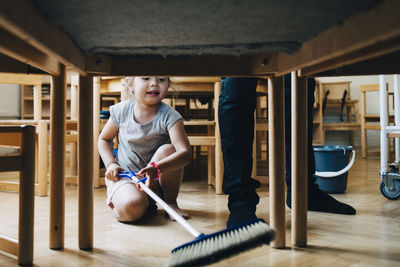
[313,145,354,193]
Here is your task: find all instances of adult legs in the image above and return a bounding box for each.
[284,74,356,215]
[218,77,261,228]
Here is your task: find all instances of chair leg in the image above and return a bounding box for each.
[207,146,214,185]
[214,82,223,194]
[361,128,367,158]
[360,91,367,158]
[38,120,48,196]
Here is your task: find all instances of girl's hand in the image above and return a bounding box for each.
[105,163,123,182]
[137,165,159,191]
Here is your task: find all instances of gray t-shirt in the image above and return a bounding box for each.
[110,100,182,172]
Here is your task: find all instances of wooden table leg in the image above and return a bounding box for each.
[19,125,35,265]
[268,76,286,248]
[49,64,66,249]
[291,71,308,247]
[78,75,94,250]
[93,77,100,188]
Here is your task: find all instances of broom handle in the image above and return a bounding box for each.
[130,175,202,238]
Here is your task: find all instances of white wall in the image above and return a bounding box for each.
[0,83,20,119]
[316,75,398,148]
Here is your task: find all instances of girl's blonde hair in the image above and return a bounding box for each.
[123,77,134,100]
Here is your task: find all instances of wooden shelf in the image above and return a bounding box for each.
[21,83,72,119]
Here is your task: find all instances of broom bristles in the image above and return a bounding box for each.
[168,219,276,267]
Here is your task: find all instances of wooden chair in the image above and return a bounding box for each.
[320,81,361,145]
[0,120,78,196]
[169,77,224,194]
[0,120,47,196]
[0,125,35,265]
[360,83,393,158]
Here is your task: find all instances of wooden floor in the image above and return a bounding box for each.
[0,152,399,266]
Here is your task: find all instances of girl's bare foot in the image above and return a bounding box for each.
[166,203,189,220]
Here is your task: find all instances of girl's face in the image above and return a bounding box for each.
[132,77,169,105]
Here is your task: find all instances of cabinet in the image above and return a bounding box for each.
[21,81,72,119]
[99,77,124,110]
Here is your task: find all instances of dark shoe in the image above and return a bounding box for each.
[286,190,356,215]
[227,209,258,228]
[226,187,260,228]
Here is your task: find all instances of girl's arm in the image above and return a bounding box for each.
[98,119,122,181]
[139,120,192,178]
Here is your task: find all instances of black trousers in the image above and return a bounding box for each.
[218,76,319,211]
[218,78,259,212]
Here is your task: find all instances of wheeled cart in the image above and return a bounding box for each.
[379,74,400,200]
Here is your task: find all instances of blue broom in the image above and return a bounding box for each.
[118,171,276,266]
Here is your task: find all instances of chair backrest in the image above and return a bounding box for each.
[321,81,351,100]
[360,83,389,93]
[360,83,390,116]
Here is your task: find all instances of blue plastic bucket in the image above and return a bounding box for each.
[313,145,354,193]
